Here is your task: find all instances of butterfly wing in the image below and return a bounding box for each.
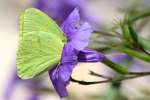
[17,8,66,79]
[19,8,66,41]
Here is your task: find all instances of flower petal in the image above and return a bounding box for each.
[36,0,60,18]
[49,63,73,97]
[112,54,132,64]
[61,8,92,50]
[4,69,20,99]
[28,93,39,100]
[70,22,92,50]
[49,43,78,98]
[61,8,80,39]
[36,0,84,23]
[78,49,105,62]
[60,43,78,64]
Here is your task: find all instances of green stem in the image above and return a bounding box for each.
[128,10,150,23]
[139,36,150,50]
[116,46,150,62]
[71,71,150,85]
[102,58,129,74]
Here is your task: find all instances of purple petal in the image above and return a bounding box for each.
[70,22,92,50]
[28,93,39,100]
[49,43,78,98]
[60,43,79,64]
[49,64,73,98]
[35,0,100,28]
[61,8,80,39]
[35,0,85,23]
[4,69,20,99]
[61,8,92,50]
[112,54,132,64]
[35,0,62,22]
[78,49,105,62]
[66,0,85,5]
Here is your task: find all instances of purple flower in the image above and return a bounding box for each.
[4,67,39,100]
[35,0,85,23]
[35,0,100,28]
[112,54,132,64]
[4,68,20,100]
[28,93,39,100]
[48,8,105,98]
[78,49,105,62]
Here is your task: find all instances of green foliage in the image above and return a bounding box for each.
[102,58,128,74]
[128,10,150,24]
[105,82,127,100]
[90,3,150,75]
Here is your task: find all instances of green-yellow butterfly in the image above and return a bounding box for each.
[17,8,67,79]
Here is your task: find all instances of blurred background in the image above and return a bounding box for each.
[0,0,150,100]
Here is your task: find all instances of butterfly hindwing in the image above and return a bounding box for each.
[17,8,66,79]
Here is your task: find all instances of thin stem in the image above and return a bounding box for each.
[70,77,110,85]
[89,71,112,79]
[93,31,122,38]
[140,47,150,56]
[129,10,150,23]
[71,71,150,85]
[102,58,129,74]
[128,71,150,75]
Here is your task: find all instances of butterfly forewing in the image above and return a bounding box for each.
[17,8,66,79]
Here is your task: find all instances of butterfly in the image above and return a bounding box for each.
[17,8,67,79]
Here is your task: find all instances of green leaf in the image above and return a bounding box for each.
[105,82,127,100]
[102,58,128,74]
[17,8,67,79]
[128,24,138,43]
[116,46,150,62]
[139,37,150,50]
[122,24,132,43]
[128,10,150,24]
[121,18,138,44]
